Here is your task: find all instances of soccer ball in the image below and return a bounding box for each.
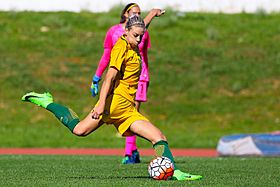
[148,156,174,180]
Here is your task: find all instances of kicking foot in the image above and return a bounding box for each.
[22,92,53,108]
[172,169,202,181]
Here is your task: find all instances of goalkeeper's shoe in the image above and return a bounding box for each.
[121,156,134,164]
[22,92,53,108]
[131,149,141,163]
[122,150,141,164]
[172,170,202,181]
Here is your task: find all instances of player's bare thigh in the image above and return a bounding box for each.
[73,112,104,136]
[130,120,166,144]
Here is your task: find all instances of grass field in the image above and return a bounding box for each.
[1,7,280,187]
[0,155,279,187]
[1,8,280,148]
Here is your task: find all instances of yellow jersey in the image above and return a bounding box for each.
[109,35,141,103]
[99,35,149,135]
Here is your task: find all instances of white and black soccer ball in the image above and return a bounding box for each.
[148,156,174,180]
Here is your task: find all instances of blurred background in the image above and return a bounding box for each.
[0,1,280,149]
[1,0,280,13]
[0,0,280,13]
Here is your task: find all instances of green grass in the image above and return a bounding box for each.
[1,9,280,148]
[0,155,279,187]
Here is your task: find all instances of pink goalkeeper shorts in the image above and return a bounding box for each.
[135,81,149,102]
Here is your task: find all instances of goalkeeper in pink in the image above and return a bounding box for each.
[90,3,164,164]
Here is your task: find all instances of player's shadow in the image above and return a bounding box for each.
[174,160,189,164]
[68,175,149,180]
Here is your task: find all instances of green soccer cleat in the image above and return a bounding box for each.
[172,169,202,181]
[22,92,53,108]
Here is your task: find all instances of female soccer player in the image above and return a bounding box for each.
[22,15,202,181]
[90,3,164,164]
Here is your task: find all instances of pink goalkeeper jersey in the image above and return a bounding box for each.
[95,24,151,82]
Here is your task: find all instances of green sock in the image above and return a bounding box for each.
[153,140,177,170]
[46,103,80,132]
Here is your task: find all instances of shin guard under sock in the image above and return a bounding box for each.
[46,103,80,132]
[153,140,177,170]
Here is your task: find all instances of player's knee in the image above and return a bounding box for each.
[72,127,87,136]
[160,133,167,141]
[152,133,167,144]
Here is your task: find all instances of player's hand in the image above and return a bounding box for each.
[151,9,165,17]
[90,75,101,97]
[91,105,103,120]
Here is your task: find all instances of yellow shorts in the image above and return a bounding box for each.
[100,94,149,136]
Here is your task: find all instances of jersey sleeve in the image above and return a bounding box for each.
[95,48,111,77]
[145,31,151,49]
[109,39,127,71]
[94,27,114,77]
[139,31,151,53]
[141,31,150,61]
[103,27,114,49]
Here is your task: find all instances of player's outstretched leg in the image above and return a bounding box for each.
[22,91,80,132]
[153,140,202,181]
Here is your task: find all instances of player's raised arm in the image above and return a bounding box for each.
[144,9,165,28]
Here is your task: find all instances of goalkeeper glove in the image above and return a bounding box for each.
[90,75,101,97]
